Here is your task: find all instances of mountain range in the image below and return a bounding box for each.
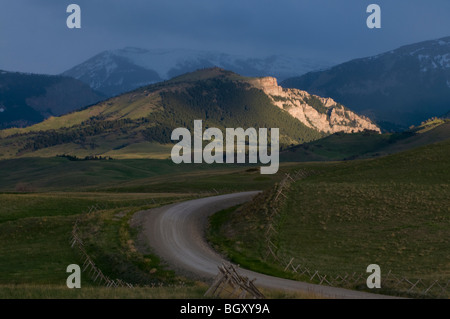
[0,70,104,129]
[62,48,331,97]
[282,36,450,131]
[0,68,378,160]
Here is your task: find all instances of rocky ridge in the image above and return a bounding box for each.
[251,77,380,134]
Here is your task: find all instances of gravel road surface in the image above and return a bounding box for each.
[132,191,397,299]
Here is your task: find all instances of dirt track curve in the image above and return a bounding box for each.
[132,191,397,299]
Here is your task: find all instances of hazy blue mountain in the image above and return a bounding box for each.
[62,47,331,97]
[282,36,450,131]
[0,70,104,129]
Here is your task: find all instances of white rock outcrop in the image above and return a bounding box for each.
[250,77,381,134]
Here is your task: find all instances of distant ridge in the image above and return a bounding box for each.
[0,70,104,129]
[282,36,450,131]
[62,48,331,97]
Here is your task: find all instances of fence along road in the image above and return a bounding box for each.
[132,191,398,299]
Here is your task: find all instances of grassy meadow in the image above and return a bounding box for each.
[209,138,450,298]
[0,159,287,298]
[0,133,449,298]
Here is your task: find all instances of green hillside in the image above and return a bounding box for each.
[210,135,450,297]
[0,68,324,160]
[1,117,449,298]
[281,119,450,162]
[0,157,285,193]
[0,156,289,298]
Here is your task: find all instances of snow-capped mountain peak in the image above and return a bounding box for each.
[62,48,331,97]
[370,36,450,71]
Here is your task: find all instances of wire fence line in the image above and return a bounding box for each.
[70,206,135,288]
[205,263,265,299]
[263,171,449,298]
[68,196,209,291]
[71,203,197,290]
[69,188,449,297]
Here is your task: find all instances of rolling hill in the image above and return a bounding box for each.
[0,68,378,160]
[0,70,105,129]
[280,119,450,162]
[282,36,450,131]
[211,129,450,297]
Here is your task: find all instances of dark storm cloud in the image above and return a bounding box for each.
[1,0,449,74]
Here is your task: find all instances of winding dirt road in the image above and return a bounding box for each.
[132,191,396,299]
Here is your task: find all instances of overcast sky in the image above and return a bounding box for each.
[1,0,449,74]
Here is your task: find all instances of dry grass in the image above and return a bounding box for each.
[0,284,207,299]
